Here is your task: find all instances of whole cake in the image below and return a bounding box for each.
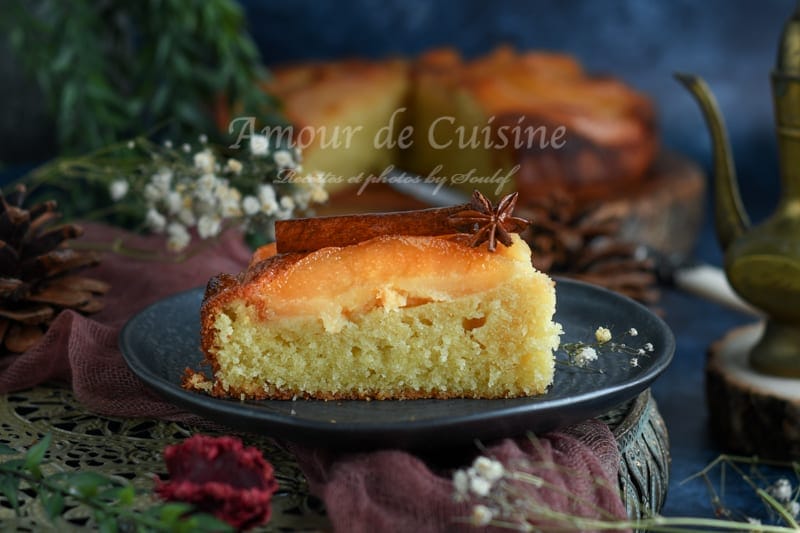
[258,47,656,201]
[405,47,657,201]
[189,192,562,400]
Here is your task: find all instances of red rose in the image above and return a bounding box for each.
[155,435,278,529]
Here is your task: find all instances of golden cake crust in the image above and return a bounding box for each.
[195,233,560,401]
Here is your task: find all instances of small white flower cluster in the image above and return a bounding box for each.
[452,456,505,526]
[574,346,598,367]
[767,478,800,518]
[110,136,327,252]
[561,325,655,370]
[594,326,612,344]
[141,159,245,251]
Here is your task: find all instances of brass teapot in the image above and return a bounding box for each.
[677,5,800,377]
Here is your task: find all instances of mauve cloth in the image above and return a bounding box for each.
[0,223,628,532]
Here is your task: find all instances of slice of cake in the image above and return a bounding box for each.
[190,192,562,400]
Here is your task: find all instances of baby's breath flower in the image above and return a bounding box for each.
[276,208,294,220]
[630,357,639,368]
[595,327,612,344]
[310,186,329,204]
[197,215,221,239]
[452,470,469,497]
[225,158,243,175]
[193,150,215,174]
[163,139,173,149]
[280,195,295,211]
[152,168,173,192]
[145,208,167,233]
[258,185,278,215]
[193,196,216,218]
[144,183,162,203]
[182,143,191,153]
[166,222,190,252]
[197,173,217,193]
[470,504,493,526]
[242,195,261,216]
[218,188,242,218]
[637,348,645,356]
[250,134,269,156]
[644,342,654,352]
[469,475,491,497]
[199,134,208,144]
[257,184,276,204]
[629,328,639,336]
[574,346,598,367]
[768,478,793,503]
[178,207,196,228]
[473,457,504,484]
[127,140,135,149]
[787,500,800,518]
[109,179,129,201]
[273,149,295,169]
[165,192,182,215]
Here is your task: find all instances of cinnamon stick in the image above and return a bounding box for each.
[275,204,470,254]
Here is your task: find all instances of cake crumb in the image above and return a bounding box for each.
[181,369,213,392]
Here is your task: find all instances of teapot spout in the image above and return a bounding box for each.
[675,74,750,250]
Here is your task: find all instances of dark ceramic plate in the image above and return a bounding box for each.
[120,279,674,449]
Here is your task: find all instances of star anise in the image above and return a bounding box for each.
[448,190,530,252]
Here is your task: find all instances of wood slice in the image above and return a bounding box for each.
[706,323,800,460]
[318,151,705,257]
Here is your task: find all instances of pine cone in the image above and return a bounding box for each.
[518,190,660,305]
[0,185,108,354]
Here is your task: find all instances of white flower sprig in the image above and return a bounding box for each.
[106,135,328,252]
[452,442,800,531]
[559,325,655,371]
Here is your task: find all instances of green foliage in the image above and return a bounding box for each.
[0,433,234,531]
[4,0,277,154]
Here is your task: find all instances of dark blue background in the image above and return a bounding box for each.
[239,0,795,521]
[243,0,793,223]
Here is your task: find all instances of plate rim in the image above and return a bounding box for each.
[119,278,675,441]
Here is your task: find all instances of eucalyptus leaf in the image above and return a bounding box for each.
[184,513,235,532]
[0,443,18,455]
[97,515,117,533]
[39,485,65,521]
[23,433,51,475]
[0,473,20,513]
[66,471,117,498]
[158,501,193,524]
